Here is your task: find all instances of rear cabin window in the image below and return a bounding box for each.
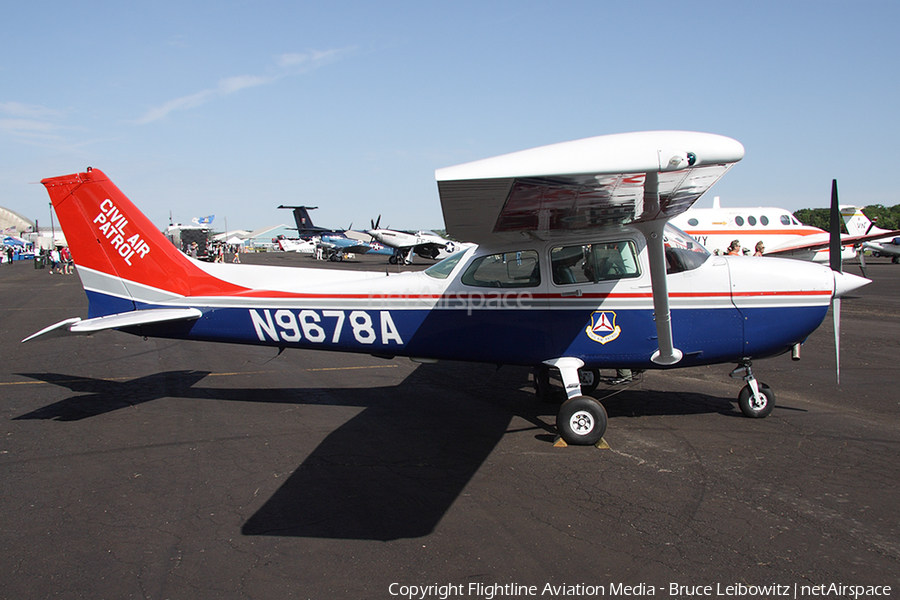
[550,241,640,285]
[461,250,541,288]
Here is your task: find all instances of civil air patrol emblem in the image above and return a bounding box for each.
[586,311,621,344]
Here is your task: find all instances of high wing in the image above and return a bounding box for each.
[436,131,745,245]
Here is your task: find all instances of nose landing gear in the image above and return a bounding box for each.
[730,360,775,418]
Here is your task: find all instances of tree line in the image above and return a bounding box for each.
[793,204,900,232]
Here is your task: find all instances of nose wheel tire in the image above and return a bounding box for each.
[738,383,775,418]
[557,395,607,445]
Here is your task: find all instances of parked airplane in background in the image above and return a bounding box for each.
[367,216,474,264]
[315,237,374,262]
[277,205,390,259]
[671,197,898,263]
[26,131,869,445]
[276,234,381,261]
[841,206,900,263]
[671,197,850,261]
[275,235,316,253]
[278,205,347,239]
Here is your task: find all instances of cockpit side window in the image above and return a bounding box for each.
[461,250,541,288]
[550,241,641,285]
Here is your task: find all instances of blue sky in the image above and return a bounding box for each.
[2,1,898,233]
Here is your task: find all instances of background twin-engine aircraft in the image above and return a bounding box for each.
[25,131,870,445]
[672,196,900,269]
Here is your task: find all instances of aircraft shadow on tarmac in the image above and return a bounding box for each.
[16,366,742,541]
[14,371,212,421]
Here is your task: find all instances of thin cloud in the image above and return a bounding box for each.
[135,47,355,124]
[277,48,349,68]
[0,103,68,145]
[0,102,65,119]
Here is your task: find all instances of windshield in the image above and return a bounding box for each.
[664,224,710,274]
[424,251,466,279]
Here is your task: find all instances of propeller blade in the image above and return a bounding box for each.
[375,215,381,230]
[828,180,844,385]
[833,297,841,385]
[857,245,868,278]
[829,180,841,384]
[829,179,842,273]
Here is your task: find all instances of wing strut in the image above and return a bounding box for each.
[634,172,683,366]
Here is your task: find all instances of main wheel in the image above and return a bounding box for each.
[738,383,775,418]
[557,396,608,445]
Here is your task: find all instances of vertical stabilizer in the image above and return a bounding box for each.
[840,205,888,236]
[277,205,323,236]
[42,169,245,317]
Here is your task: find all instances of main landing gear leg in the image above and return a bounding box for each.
[543,357,608,446]
[730,359,775,418]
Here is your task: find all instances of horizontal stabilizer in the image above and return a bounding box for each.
[22,308,203,342]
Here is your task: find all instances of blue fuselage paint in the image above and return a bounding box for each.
[113,298,828,370]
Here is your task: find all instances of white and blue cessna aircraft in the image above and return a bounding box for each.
[25,131,869,445]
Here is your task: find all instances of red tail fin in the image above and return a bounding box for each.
[42,168,244,298]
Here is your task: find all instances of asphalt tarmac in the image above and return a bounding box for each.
[2,252,898,599]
